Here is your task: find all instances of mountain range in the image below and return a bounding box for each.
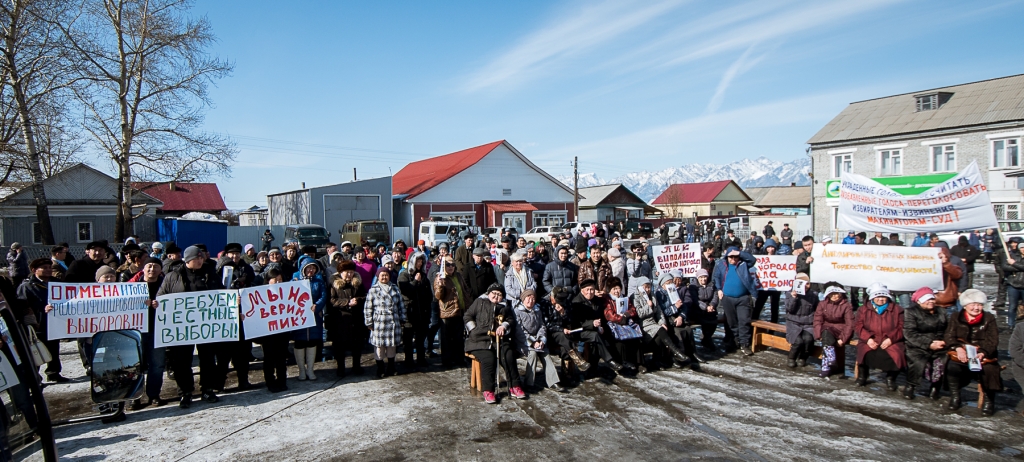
[558,157,811,203]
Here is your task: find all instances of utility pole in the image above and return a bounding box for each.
[573,156,579,220]
[353,168,357,182]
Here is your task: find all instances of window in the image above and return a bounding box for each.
[832,153,852,178]
[992,138,1020,168]
[502,189,511,196]
[931,145,956,172]
[532,212,566,228]
[879,150,902,176]
[32,222,42,244]
[429,214,475,226]
[994,203,1020,220]
[916,94,937,111]
[832,207,839,229]
[77,222,92,242]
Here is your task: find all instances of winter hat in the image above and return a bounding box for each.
[95,265,115,281]
[472,247,487,257]
[764,239,777,249]
[268,248,282,255]
[487,282,505,296]
[224,243,244,254]
[183,246,202,263]
[607,248,621,259]
[152,242,164,250]
[29,258,51,270]
[726,247,740,257]
[635,276,651,287]
[587,238,598,248]
[9,242,20,250]
[866,282,891,300]
[341,241,353,248]
[605,277,623,291]
[958,288,986,307]
[823,284,846,298]
[821,235,833,243]
[669,269,683,279]
[657,272,673,287]
[520,289,536,302]
[911,287,935,304]
[437,242,449,250]
[376,266,390,278]
[795,272,809,281]
[695,269,709,278]
[86,241,106,250]
[142,257,162,268]
[580,279,598,290]
[244,244,254,253]
[337,260,357,273]
[381,255,394,266]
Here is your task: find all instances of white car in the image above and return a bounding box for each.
[561,221,592,238]
[655,222,682,238]
[520,226,561,243]
[934,221,1024,248]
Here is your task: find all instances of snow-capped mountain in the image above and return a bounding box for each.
[559,157,810,203]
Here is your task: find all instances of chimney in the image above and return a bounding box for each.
[790,182,796,187]
[301,182,306,189]
[169,181,176,191]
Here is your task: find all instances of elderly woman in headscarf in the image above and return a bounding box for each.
[652,272,701,367]
[632,275,690,372]
[684,268,720,353]
[601,277,641,374]
[815,281,855,378]
[944,289,1001,415]
[784,273,817,368]
[902,287,947,400]
[465,283,524,404]
[364,266,406,378]
[504,251,536,302]
[513,289,566,392]
[853,283,906,390]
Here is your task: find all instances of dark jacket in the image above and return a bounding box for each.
[854,302,906,369]
[64,256,104,283]
[6,250,27,280]
[795,249,812,276]
[16,276,48,327]
[327,273,365,327]
[1010,321,1023,372]
[463,296,513,352]
[398,256,432,325]
[1001,247,1024,289]
[712,251,757,298]
[156,264,224,297]
[543,259,579,294]
[461,260,497,301]
[684,281,719,324]
[950,242,981,273]
[903,303,947,352]
[814,296,854,343]
[784,290,818,344]
[453,245,473,273]
[577,258,611,293]
[944,310,999,361]
[569,292,604,332]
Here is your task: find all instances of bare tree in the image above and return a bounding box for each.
[62,0,235,240]
[0,0,77,244]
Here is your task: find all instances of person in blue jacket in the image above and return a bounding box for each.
[841,231,857,245]
[711,247,758,355]
[292,256,327,381]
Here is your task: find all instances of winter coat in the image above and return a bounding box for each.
[712,252,758,299]
[434,271,469,319]
[903,304,947,352]
[156,264,224,297]
[944,310,999,361]
[602,293,637,326]
[543,259,579,294]
[1010,322,1024,372]
[795,249,812,276]
[784,291,817,344]
[631,290,665,339]
[950,242,981,273]
[327,272,365,327]
[462,261,497,300]
[569,292,604,332]
[542,298,571,334]
[292,259,327,342]
[779,228,793,247]
[578,258,612,293]
[504,266,536,302]
[854,302,906,369]
[625,256,651,296]
[1000,247,1024,289]
[935,249,963,307]
[6,250,27,280]
[684,281,719,325]
[398,253,432,325]
[463,296,513,353]
[652,285,681,320]
[813,296,855,343]
[64,257,104,283]
[512,301,548,355]
[609,256,626,285]
[363,281,406,347]
[16,276,48,327]
[453,245,473,273]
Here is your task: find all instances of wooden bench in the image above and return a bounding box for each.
[466,353,482,391]
[750,320,859,375]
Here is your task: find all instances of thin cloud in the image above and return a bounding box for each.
[464,0,686,92]
[706,44,767,114]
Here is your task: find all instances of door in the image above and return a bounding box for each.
[323,195,381,236]
[502,213,526,234]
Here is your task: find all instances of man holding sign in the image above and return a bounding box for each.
[156,245,229,408]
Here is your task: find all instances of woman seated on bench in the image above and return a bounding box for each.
[784,273,817,368]
[853,283,906,390]
[902,287,947,401]
[814,282,854,378]
[944,289,1001,415]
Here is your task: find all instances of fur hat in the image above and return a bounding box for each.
[958,288,986,307]
[520,289,536,302]
[95,265,115,281]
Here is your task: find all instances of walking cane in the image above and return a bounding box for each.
[495,313,505,397]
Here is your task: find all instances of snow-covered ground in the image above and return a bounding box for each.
[21,265,1024,461]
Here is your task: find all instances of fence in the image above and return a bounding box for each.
[226,225,286,250]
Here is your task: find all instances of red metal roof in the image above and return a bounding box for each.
[392,140,505,199]
[484,201,538,212]
[133,182,227,213]
[651,180,734,205]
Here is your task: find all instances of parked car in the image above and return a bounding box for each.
[340,220,390,248]
[521,226,561,243]
[418,221,471,247]
[478,227,517,243]
[623,221,654,239]
[655,221,682,238]
[561,221,591,238]
[283,224,331,256]
[935,222,1024,248]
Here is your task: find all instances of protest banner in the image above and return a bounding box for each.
[652,243,701,277]
[755,255,797,291]
[837,161,998,233]
[154,289,239,348]
[0,351,19,393]
[792,279,808,295]
[46,282,150,340]
[240,280,315,339]
[809,244,943,292]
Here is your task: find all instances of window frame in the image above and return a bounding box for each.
[991,137,1021,169]
[32,222,42,244]
[878,149,902,176]
[532,211,567,228]
[930,144,957,173]
[832,153,852,178]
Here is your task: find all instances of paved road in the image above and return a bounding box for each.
[25,265,1024,461]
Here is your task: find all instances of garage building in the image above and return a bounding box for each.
[267,176,393,238]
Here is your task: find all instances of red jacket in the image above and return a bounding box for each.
[854,303,906,369]
[602,295,636,325]
[814,297,855,343]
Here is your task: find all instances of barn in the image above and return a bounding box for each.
[266,176,393,238]
[392,140,575,234]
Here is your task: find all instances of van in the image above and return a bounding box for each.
[340,220,390,248]
[418,221,471,247]
[283,224,331,256]
[622,221,654,239]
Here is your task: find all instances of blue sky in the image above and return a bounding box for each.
[193,0,1024,208]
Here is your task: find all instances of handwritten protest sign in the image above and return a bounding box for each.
[838,161,998,233]
[46,282,150,340]
[755,256,797,291]
[154,290,239,348]
[240,280,315,339]
[652,243,701,277]
[809,244,943,292]
[793,279,807,295]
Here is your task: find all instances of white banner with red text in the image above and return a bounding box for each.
[809,244,943,292]
[46,282,150,340]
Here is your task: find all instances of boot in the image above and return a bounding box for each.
[928,383,942,400]
[567,349,591,372]
[981,392,996,416]
[417,351,428,367]
[683,334,706,363]
[386,358,397,376]
[820,346,834,378]
[855,365,868,387]
[669,344,690,365]
[885,372,898,391]
[351,354,364,375]
[294,348,307,381]
[375,360,386,379]
[787,347,799,368]
[902,384,916,400]
[833,346,846,376]
[947,375,961,410]
[305,348,317,380]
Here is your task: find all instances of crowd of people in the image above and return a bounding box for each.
[1,220,1022,417]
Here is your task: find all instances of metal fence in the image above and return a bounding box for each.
[226,225,286,250]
